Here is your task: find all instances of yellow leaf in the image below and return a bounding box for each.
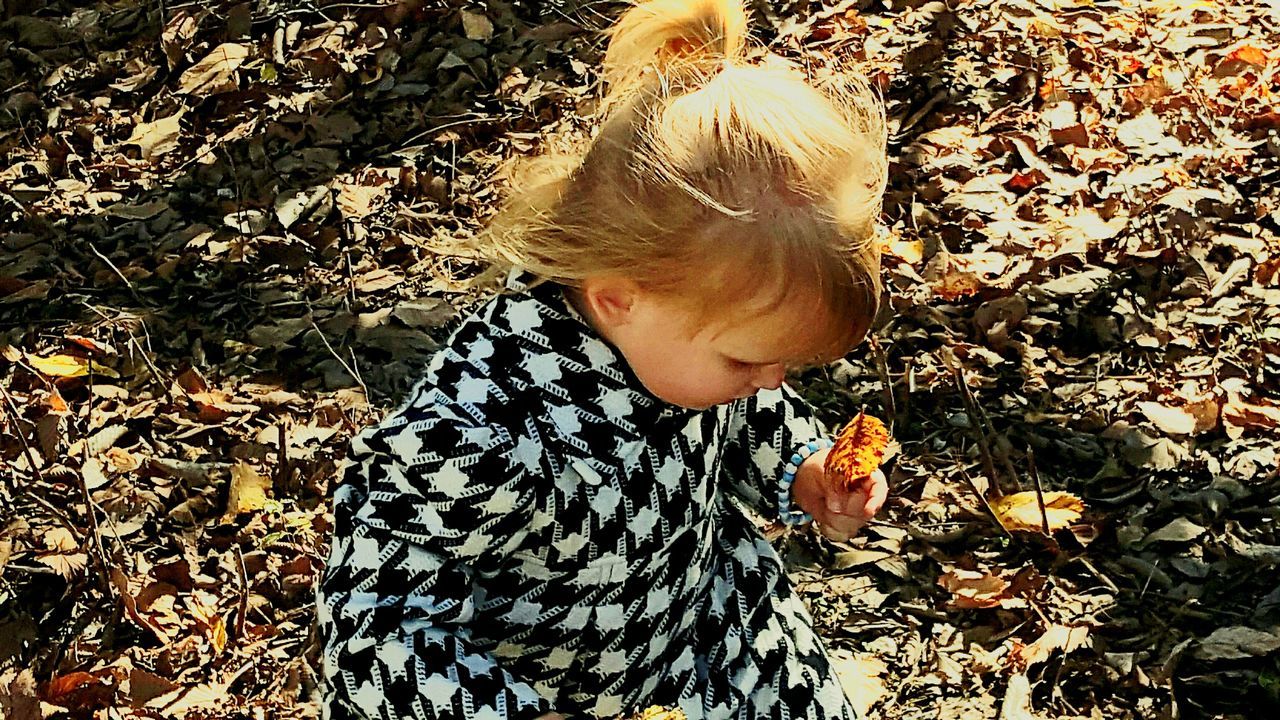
[26,353,119,378]
[225,462,271,517]
[990,491,1084,533]
[830,652,888,719]
[207,614,227,654]
[825,412,890,490]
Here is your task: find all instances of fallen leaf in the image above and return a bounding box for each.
[1137,400,1197,435]
[938,568,1019,609]
[26,353,119,379]
[990,491,1084,533]
[460,9,494,41]
[354,268,404,294]
[124,111,185,160]
[1009,624,1091,669]
[224,462,271,517]
[178,43,250,95]
[1143,517,1206,544]
[999,672,1036,720]
[1193,626,1280,661]
[825,411,890,489]
[830,651,888,719]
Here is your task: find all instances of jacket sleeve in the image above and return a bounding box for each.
[718,383,832,521]
[317,399,553,720]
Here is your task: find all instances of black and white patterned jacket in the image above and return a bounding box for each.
[317,271,834,719]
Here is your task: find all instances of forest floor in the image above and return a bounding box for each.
[2,0,1279,718]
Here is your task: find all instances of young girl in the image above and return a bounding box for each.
[317,0,890,718]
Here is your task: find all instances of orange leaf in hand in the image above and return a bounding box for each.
[825,412,890,490]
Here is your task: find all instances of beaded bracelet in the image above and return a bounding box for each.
[777,437,834,526]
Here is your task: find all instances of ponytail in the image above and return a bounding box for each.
[601,0,749,104]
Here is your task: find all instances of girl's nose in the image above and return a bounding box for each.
[756,363,786,391]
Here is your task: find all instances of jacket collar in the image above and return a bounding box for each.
[482,269,699,444]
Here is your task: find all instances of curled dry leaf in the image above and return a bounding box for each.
[990,491,1084,533]
[937,568,1022,609]
[825,411,891,490]
[1009,623,1091,670]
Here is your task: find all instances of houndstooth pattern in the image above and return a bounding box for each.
[317,271,860,720]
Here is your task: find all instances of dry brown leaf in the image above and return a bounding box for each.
[460,10,495,40]
[225,462,271,517]
[1222,396,1280,439]
[937,568,1020,609]
[124,111,185,160]
[1137,400,1197,435]
[178,43,250,95]
[336,180,391,221]
[990,491,1084,533]
[1009,624,1091,670]
[354,268,404,294]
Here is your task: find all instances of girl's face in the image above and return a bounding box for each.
[568,277,840,410]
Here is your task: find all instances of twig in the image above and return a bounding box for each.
[311,321,369,399]
[958,468,1012,539]
[973,394,1024,491]
[1028,447,1050,535]
[275,418,292,500]
[867,336,896,432]
[234,544,249,641]
[1073,556,1119,594]
[0,383,45,485]
[944,352,1003,497]
[80,368,116,602]
[85,241,144,304]
[0,384,84,536]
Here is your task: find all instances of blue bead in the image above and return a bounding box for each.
[790,453,804,465]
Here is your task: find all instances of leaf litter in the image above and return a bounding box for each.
[1,0,1278,718]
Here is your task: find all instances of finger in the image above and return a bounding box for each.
[835,469,883,504]
[864,470,889,517]
[833,489,870,516]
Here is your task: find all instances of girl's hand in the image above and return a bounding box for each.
[791,448,888,542]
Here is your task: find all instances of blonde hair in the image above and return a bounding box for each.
[476,0,888,356]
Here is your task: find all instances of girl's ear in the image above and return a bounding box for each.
[582,276,641,328]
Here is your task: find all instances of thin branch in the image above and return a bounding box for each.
[311,321,369,400]
[868,336,896,433]
[1028,447,1050,535]
[944,352,1003,497]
